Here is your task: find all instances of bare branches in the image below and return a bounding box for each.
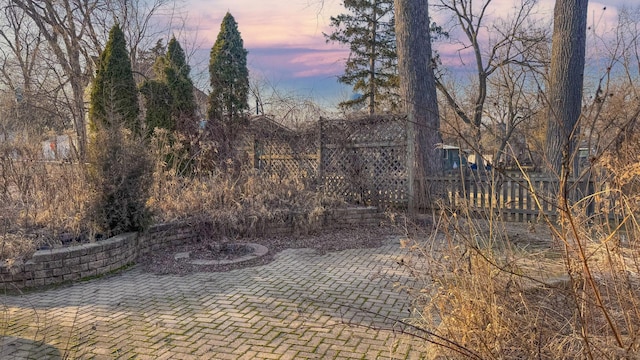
[434,0,549,166]
[249,75,332,130]
[2,0,184,158]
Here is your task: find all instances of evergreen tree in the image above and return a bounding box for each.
[165,37,198,136]
[140,39,167,80]
[89,24,140,136]
[208,12,249,133]
[86,126,153,235]
[86,24,151,236]
[139,79,174,137]
[140,37,197,138]
[325,0,398,114]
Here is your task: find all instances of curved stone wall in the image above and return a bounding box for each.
[0,207,383,291]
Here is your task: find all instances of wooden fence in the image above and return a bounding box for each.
[428,173,596,221]
[242,116,319,179]
[245,115,410,206]
[319,116,408,207]
[245,116,601,222]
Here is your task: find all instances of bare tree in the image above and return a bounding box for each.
[544,0,588,176]
[0,2,85,141]
[0,4,39,99]
[484,51,546,167]
[6,0,181,159]
[7,0,108,158]
[581,6,640,159]
[249,75,333,130]
[433,0,545,165]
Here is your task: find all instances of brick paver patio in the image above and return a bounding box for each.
[1,236,425,359]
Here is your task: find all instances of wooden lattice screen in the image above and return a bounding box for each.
[319,115,408,206]
[243,116,319,178]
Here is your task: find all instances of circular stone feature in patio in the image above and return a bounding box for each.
[173,243,268,266]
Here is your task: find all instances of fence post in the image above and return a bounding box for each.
[252,135,259,170]
[318,118,324,188]
[406,118,415,212]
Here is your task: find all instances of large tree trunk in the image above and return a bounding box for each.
[394,0,443,210]
[545,0,588,177]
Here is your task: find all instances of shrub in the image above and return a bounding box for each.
[147,131,343,236]
[85,127,152,236]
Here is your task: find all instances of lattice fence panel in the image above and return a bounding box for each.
[245,118,319,179]
[320,116,408,207]
[321,116,406,144]
[258,155,319,178]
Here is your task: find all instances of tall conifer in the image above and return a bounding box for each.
[165,37,198,135]
[325,0,398,114]
[141,37,197,138]
[86,24,151,236]
[89,24,140,136]
[208,12,249,127]
[140,80,174,137]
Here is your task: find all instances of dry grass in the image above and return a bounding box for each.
[0,132,345,262]
[399,180,640,359]
[1,141,90,260]
[147,128,344,238]
[148,170,341,236]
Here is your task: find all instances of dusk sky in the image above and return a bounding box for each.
[182,0,629,109]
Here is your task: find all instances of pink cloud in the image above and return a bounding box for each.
[186,0,342,49]
[289,50,346,75]
[247,46,347,80]
[178,0,626,107]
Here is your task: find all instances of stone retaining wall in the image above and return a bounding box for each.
[0,207,383,290]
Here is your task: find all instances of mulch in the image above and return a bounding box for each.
[140,225,402,275]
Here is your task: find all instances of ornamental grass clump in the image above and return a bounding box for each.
[400,147,640,358]
[0,139,89,261]
[148,149,341,237]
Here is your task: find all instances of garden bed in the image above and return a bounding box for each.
[0,206,384,290]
